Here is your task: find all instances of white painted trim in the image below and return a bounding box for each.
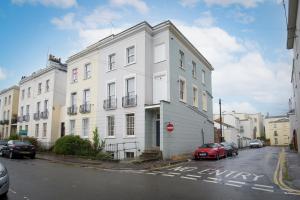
[192,84,198,108]
[105,79,117,99]
[105,115,116,138]
[123,74,137,97]
[125,44,136,66]
[123,112,136,138]
[178,76,187,103]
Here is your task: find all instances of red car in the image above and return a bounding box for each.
[194,143,226,160]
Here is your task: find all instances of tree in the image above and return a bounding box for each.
[92,128,100,152]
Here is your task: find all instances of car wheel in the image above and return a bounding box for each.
[0,191,8,197]
[30,154,36,159]
[9,151,14,159]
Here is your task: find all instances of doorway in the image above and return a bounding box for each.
[61,122,65,137]
[156,120,160,147]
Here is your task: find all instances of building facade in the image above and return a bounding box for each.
[66,21,214,159]
[17,55,67,147]
[264,115,290,146]
[0,86,19,138]
[287,0,300,152]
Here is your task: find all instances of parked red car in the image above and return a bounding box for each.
[194,143,226,160]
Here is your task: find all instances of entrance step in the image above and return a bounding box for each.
[139,150,162,161]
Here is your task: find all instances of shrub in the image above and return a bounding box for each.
[53,135,93,156]
[92,128,100,152]
[9,134,20,140]
[23,136,39,148]
[95,151,113,161]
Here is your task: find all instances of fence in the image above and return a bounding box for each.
[105,141,139,160]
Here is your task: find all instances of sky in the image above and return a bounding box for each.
[0,0,293,115]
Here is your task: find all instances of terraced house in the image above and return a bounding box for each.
[0,86,19,138]
[66,21,214,159]
[17,55,67,148]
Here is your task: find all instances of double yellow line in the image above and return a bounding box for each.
[273,148,300,195]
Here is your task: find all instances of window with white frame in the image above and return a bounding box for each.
[179,78,186,102]
[35,124,39,137]
[22,90,25,99]
[36,102,40,113]
[25,125,28,131]
[28,87,31,98]
[7,110,10,120]
[154,43,166,63]
[202,91,208,111]
[8,95,11,105]
[107,116,115,137]
[192,61,197,78]
[21,106,24,116]
[193,86,198,107]
[38,83,42,95]
[70,120,75,135]
[126,46,135,64]
[202,70,205,84]
[4,97,7,105]
[82,118,89,137]
[83,89,90,104]
[71,93,77,106]
[126,77,135,97]
[19,126,22,131]
[126,152,134,158]
[108,53,116,71]
[43,123,47,137]
[44,100,48,111]
[72,68,78,83]
[108,82,116,99]
[3,111,6,120]
[179,50,185,68]
[46,80,50,92]
[126,113,135,136]
[84,63,91,79]
[26,105,30,115]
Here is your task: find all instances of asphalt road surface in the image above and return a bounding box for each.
[0,147,298,200]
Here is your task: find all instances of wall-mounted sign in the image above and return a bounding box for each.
[166,122,174,133]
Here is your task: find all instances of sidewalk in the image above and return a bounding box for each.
[285,148,300,190]
[36,152,189,171]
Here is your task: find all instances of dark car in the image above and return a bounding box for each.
[0,140,7,153]
[2,140,35,159]
[221,142,239,156]
[194,143,226,160]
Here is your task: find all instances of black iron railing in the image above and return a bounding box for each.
[122,95,137,108]
[103,97,117,110]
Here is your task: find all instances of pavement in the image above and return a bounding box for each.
[285,148,300,189]
[0,146,299,200]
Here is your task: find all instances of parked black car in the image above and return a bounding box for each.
[220,142,239,156]
[2,140,35,159]
[0,140,7,153]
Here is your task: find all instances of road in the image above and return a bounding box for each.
[0,146,298,200]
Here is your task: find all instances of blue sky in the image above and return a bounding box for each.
[0,0,292,115]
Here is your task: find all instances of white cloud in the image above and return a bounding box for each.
[194,11,216,27]
[213,101,258,114]
[51,13,77,29]
[11,0,77,8]
[233,11,255,24]
[0,68,7,80]
[172,20,291,114]
[179,0,199,8]
[109,0,149,14]
[203,0,264,8]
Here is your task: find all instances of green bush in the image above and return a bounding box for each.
[23,136,39,148]
[95,151,113,161]
[92,128,100,152]
[9,134,20,140]
[53,135,93,156]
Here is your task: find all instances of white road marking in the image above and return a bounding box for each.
[186,174,202,178]
[9,189,17,194]
[251,187,274,193]
[207,177,222,181]
[203,180,219,184]
[253,184,274,189]
[146,172,157,175]
[162,174,175,177]
[180,176,197,181]
[168,172,181,175]
[225,183,242,188]
[153,171,163,174]
[284,192,300,196]
[228,180,246,185]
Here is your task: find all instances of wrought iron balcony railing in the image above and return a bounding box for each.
[41,110,49,119]
[33,112,40,121]
[67,106,77,115]
[103,97,117,110]
[79,103,91,114]
[122,95,137,108]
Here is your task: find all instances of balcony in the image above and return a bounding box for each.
[3,120,9,125]
[17,116,23,123]
[122,95,137,108]
[79,103,91,114]
[41,110,49,119]
[0,121,4,125]
[23,114,30,122]
[67,106,77,115]
[11,118,18,124]
[33,112,40,121]
[103,97,117,110]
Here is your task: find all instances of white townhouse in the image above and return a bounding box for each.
[17,55,67,147]
[66,21,214,159]
[287,0,300,152]
[0,86,20,138]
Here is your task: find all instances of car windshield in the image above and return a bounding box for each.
[201,143,217,148]
[220,142,230,147]
[250,139,259,143]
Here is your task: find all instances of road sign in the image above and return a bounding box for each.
[166,122,174,132]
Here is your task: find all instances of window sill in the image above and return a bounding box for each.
[124,62,136,67]
[106,68,117,73]
[82,136,89,139]
[105,136,116,139]
[124,135,136,139]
